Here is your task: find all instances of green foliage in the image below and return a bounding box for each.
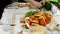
[25,11,37,17]
[42,2,52,11]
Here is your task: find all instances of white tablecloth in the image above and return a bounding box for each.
[0,7,30,34]
[0,25,10,34]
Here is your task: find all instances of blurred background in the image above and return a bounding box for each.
[0,0,60,19]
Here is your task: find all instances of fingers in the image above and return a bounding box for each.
[42,0,49,5]
[31,1,42,8]
[45,0,49,2]
[42,0,45,5]
[34,2,42,8]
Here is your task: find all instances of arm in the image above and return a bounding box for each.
[25,0,49,8]
[24,0,42,8]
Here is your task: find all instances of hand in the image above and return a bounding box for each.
[30,0,43,8]
[25,0,42,8]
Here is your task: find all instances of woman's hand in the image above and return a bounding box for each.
[25,0,42,8]
[31,1,42,8]
[25,0,48,8]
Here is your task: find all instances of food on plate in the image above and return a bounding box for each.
[25,11,52,26]
[29,15,35,19]
[26,19,31,25]
[17,32,22,34]
[20,11,52,27]
[25,11,37,17]
[43,12,51,24]
[29,26,47,34]
[20,17,25,23]
[39,17,46,26]
[18,3,26,8]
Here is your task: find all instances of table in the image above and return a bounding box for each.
[1,7,30,34]
[0,25,14,34]
[1,5,60,34]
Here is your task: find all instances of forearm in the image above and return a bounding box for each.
[24,0,42,8]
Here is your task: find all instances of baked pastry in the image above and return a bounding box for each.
[29,26,47,34]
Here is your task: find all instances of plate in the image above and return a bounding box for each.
[13,10,57,34]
